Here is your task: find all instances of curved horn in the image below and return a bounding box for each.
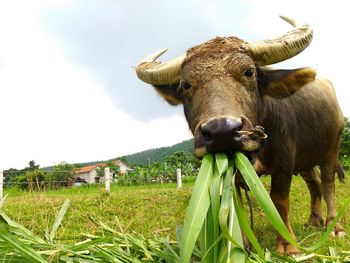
[246,16,313,65]
[136,49,186,85]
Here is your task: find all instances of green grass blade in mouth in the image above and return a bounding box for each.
[180,154,214,263]
[219,159,245,262]
[234,152,300,248]
[200,205,215,263]
[219,159,240,246]
[219,164,234,243]
[209,168,222,262]
[215,153,228,176]
[206,153,228,262]
[232,173,264,258]
[218,197,245,263]
[228,197,245,262]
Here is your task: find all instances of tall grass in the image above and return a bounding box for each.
[0,153,349,262]
[0,196,180,262]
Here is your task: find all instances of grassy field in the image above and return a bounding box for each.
[2,174,350,256]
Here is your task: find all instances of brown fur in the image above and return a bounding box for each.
[263,68,316,98]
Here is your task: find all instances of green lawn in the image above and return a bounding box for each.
[2,174,350,255]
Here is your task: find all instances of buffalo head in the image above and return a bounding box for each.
[136,16,316,157]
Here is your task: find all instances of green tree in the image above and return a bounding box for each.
[165,151,199,176]
[7,160,42,190]
[28,160,39,170]
[24,169,47,191]
[123,151,199,185]
[3,168,20,187]
[125,165,146,184]
[47,162,76,188]
[340,117,350,170]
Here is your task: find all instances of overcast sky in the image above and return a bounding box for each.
[0,0,349,169]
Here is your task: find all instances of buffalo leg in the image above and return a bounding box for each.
[300,169,323,227]
[320,165,345,237]
[270,174,299,255]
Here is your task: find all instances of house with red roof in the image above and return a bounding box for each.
[75,160,132,184]
[75,164,102,184]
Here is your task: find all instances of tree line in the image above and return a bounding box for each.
[3,151,200,190]
[120,151,200,185]
[4,161,76,190]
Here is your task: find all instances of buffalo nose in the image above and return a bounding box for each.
[200,118,243,152]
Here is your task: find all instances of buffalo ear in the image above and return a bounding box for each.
[258,67,316,98]
[153,83,183,105]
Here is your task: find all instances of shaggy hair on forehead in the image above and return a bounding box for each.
[185,37,248,65]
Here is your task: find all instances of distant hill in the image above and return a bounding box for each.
[122,139,194,165]
[69,139,194,168]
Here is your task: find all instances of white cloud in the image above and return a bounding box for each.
[0,1,192,169]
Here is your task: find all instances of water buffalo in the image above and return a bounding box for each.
[135,16,344,255]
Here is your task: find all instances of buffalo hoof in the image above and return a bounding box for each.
[276,241,300,256]
[330,223,345,238]
[305,213,323,227]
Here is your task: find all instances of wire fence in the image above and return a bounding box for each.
[0,168,189,198]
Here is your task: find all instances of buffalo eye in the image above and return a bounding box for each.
[244,68,254,78]
[180,81,191,91]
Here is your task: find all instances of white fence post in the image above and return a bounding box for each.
[105,167,111,195]
[0,170,3,199]
[176,168,182,190]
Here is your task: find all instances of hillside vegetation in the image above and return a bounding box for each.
[121,139,194,165]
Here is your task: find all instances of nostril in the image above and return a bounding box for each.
[200,128,213,144]
[227,119,243,132]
